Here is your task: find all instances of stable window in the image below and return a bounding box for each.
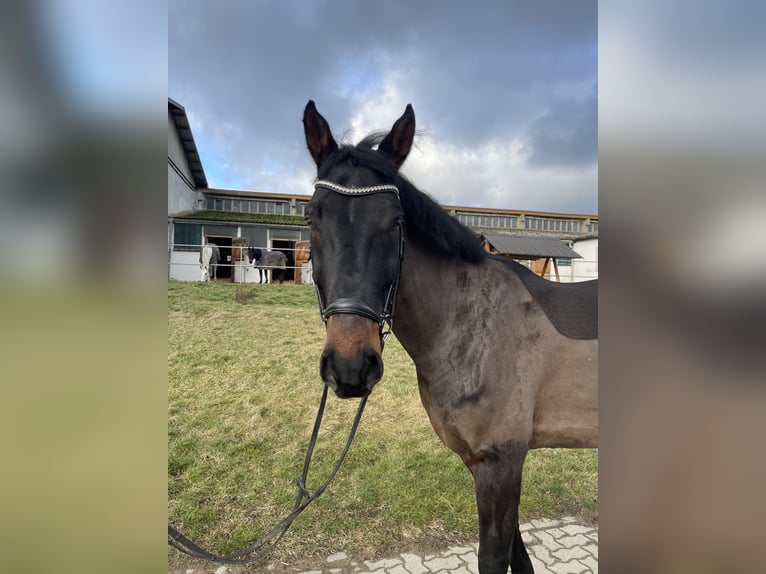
[173,223,202,251]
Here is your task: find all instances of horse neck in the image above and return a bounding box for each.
[392,241,476,363]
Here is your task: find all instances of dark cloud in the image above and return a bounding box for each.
[169,0,597,213]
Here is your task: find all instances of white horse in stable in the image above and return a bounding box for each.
[199,243,220,282]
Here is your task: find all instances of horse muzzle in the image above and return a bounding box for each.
[320,314,384,398]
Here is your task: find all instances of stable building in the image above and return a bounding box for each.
[167,98,598,283]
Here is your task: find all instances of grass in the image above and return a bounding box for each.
[168,280,597,564]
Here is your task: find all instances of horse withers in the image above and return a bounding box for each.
[247,247,288,284]
[199,243,220,282]
[302,101,598,574]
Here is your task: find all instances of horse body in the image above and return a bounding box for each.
[247,248,288,284]
[395,244,598,458]
[199,243,220,281]
[302,101,597,574]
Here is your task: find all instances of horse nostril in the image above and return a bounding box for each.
[320,349,334,383]
[362,349,384,389]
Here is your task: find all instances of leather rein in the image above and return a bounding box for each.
[168,180,403,563]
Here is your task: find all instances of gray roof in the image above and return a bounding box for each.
[482,232,581,259]
[169,98,208,188]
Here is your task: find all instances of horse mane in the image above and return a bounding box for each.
[317,136,487,264]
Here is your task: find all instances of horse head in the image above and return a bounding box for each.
[303,100,414,398]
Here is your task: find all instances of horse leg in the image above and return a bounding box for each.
[510,523,534,573]
[472,442,532,574]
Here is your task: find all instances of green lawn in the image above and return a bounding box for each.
[168,281,597,563]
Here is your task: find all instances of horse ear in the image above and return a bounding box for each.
[303,100,338,168]
[379,104,415,168]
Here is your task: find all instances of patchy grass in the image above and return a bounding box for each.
[168,280,598,563]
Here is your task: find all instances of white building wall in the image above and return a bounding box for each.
[168,113,200,215]
[169,250,202,281]
[560,238,598,282]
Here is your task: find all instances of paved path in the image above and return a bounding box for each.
[172,517,598,574]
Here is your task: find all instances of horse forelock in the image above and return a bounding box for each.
[317,139,486,264]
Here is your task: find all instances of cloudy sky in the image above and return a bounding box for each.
[169,0,597,215]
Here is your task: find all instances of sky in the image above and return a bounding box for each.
[169,0,597,215]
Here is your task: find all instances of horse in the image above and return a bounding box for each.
[247,247,288,284]
[199,243,220,282]
[302,101,598,574]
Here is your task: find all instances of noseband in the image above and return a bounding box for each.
[313,180,405,349]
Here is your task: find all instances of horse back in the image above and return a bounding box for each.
[491,255,597,340]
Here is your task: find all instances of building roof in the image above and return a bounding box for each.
[168,98,208,189]
[482,232,582,259]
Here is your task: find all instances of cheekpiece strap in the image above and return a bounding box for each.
[315,180,399,199]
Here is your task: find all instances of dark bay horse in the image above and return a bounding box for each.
[247,247,288,284]
[302,101,597,574]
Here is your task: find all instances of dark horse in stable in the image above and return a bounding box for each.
[247,247,288,284]
[302,101,597,574]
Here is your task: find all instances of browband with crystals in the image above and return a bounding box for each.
[315,180,399,199]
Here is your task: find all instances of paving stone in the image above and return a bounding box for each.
[388,565,410,574]
[327,551,348,562]
[550,559,588,574]
[214,567,231,574]
[530,555,554,573]
[530,543,556,565]
[580,555,598,573]
[329,569,342,574]
[561,525,594,537]
[444,545,473,556]
[546,527,567,539]
[423,554,461,571]
[535,530,564,550]
[364,558,403,570]
[461,550,479,574]
[551,545,591,562]
[451,567,472,574]
[530,518,562,529]
[521,531,537,545]
[400,553,430,574]
[558,534,591,549]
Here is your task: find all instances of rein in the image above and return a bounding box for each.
[168,386,367,564]
[169,179,403,563]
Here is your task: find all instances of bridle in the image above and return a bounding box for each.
[312,180,405,350]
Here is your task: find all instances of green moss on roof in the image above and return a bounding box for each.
[173,210,307,226]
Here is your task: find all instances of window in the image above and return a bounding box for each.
[173,223,202,251]
[556,257,573,266]
[206,197,214,210]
